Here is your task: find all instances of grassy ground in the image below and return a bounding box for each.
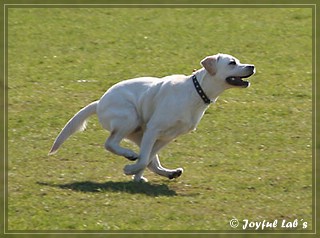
[7,7,313,233]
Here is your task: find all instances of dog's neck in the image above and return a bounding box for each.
[192,68,228,104]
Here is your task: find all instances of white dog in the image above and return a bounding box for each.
[49,53,255,182]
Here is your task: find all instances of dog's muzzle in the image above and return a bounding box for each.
[226,65,255,88]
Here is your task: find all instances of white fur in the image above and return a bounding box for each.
[49,53,255,182]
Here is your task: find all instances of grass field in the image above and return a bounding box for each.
[7,6,313,233]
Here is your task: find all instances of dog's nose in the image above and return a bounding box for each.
[247,65,255,74]
[248,65,255,70]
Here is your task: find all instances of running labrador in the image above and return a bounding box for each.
[49,53,255,182]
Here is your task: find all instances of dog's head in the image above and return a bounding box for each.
[201,53,255,88]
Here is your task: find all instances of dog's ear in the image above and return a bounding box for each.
[200,55,219,76]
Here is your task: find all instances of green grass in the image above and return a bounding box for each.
[7,7,313,232]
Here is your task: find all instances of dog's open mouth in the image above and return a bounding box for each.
[226,73,253,88]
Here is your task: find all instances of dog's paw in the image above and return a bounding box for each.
[124,151,139,161]
[124,162,147,175]
[132,175,148,183]
[168,168,184,180]
[125,155,139,161]
[123,164,135,175]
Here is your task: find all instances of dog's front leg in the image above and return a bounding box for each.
[148,155,183,179]
[123,128,158,175]
[146,139,184,179]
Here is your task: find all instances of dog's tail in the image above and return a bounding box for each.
[48,100,99,155]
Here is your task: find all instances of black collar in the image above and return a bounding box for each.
[192,75,212,104]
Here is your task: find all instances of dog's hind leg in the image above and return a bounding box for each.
[99,99,141,161]
[105,131,139,161]
[104,119,140,161]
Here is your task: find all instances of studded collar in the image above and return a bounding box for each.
[192,74,212,104]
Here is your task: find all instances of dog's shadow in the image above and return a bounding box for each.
[37,180,177,197]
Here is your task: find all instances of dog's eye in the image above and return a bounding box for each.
[229,61,236,65]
